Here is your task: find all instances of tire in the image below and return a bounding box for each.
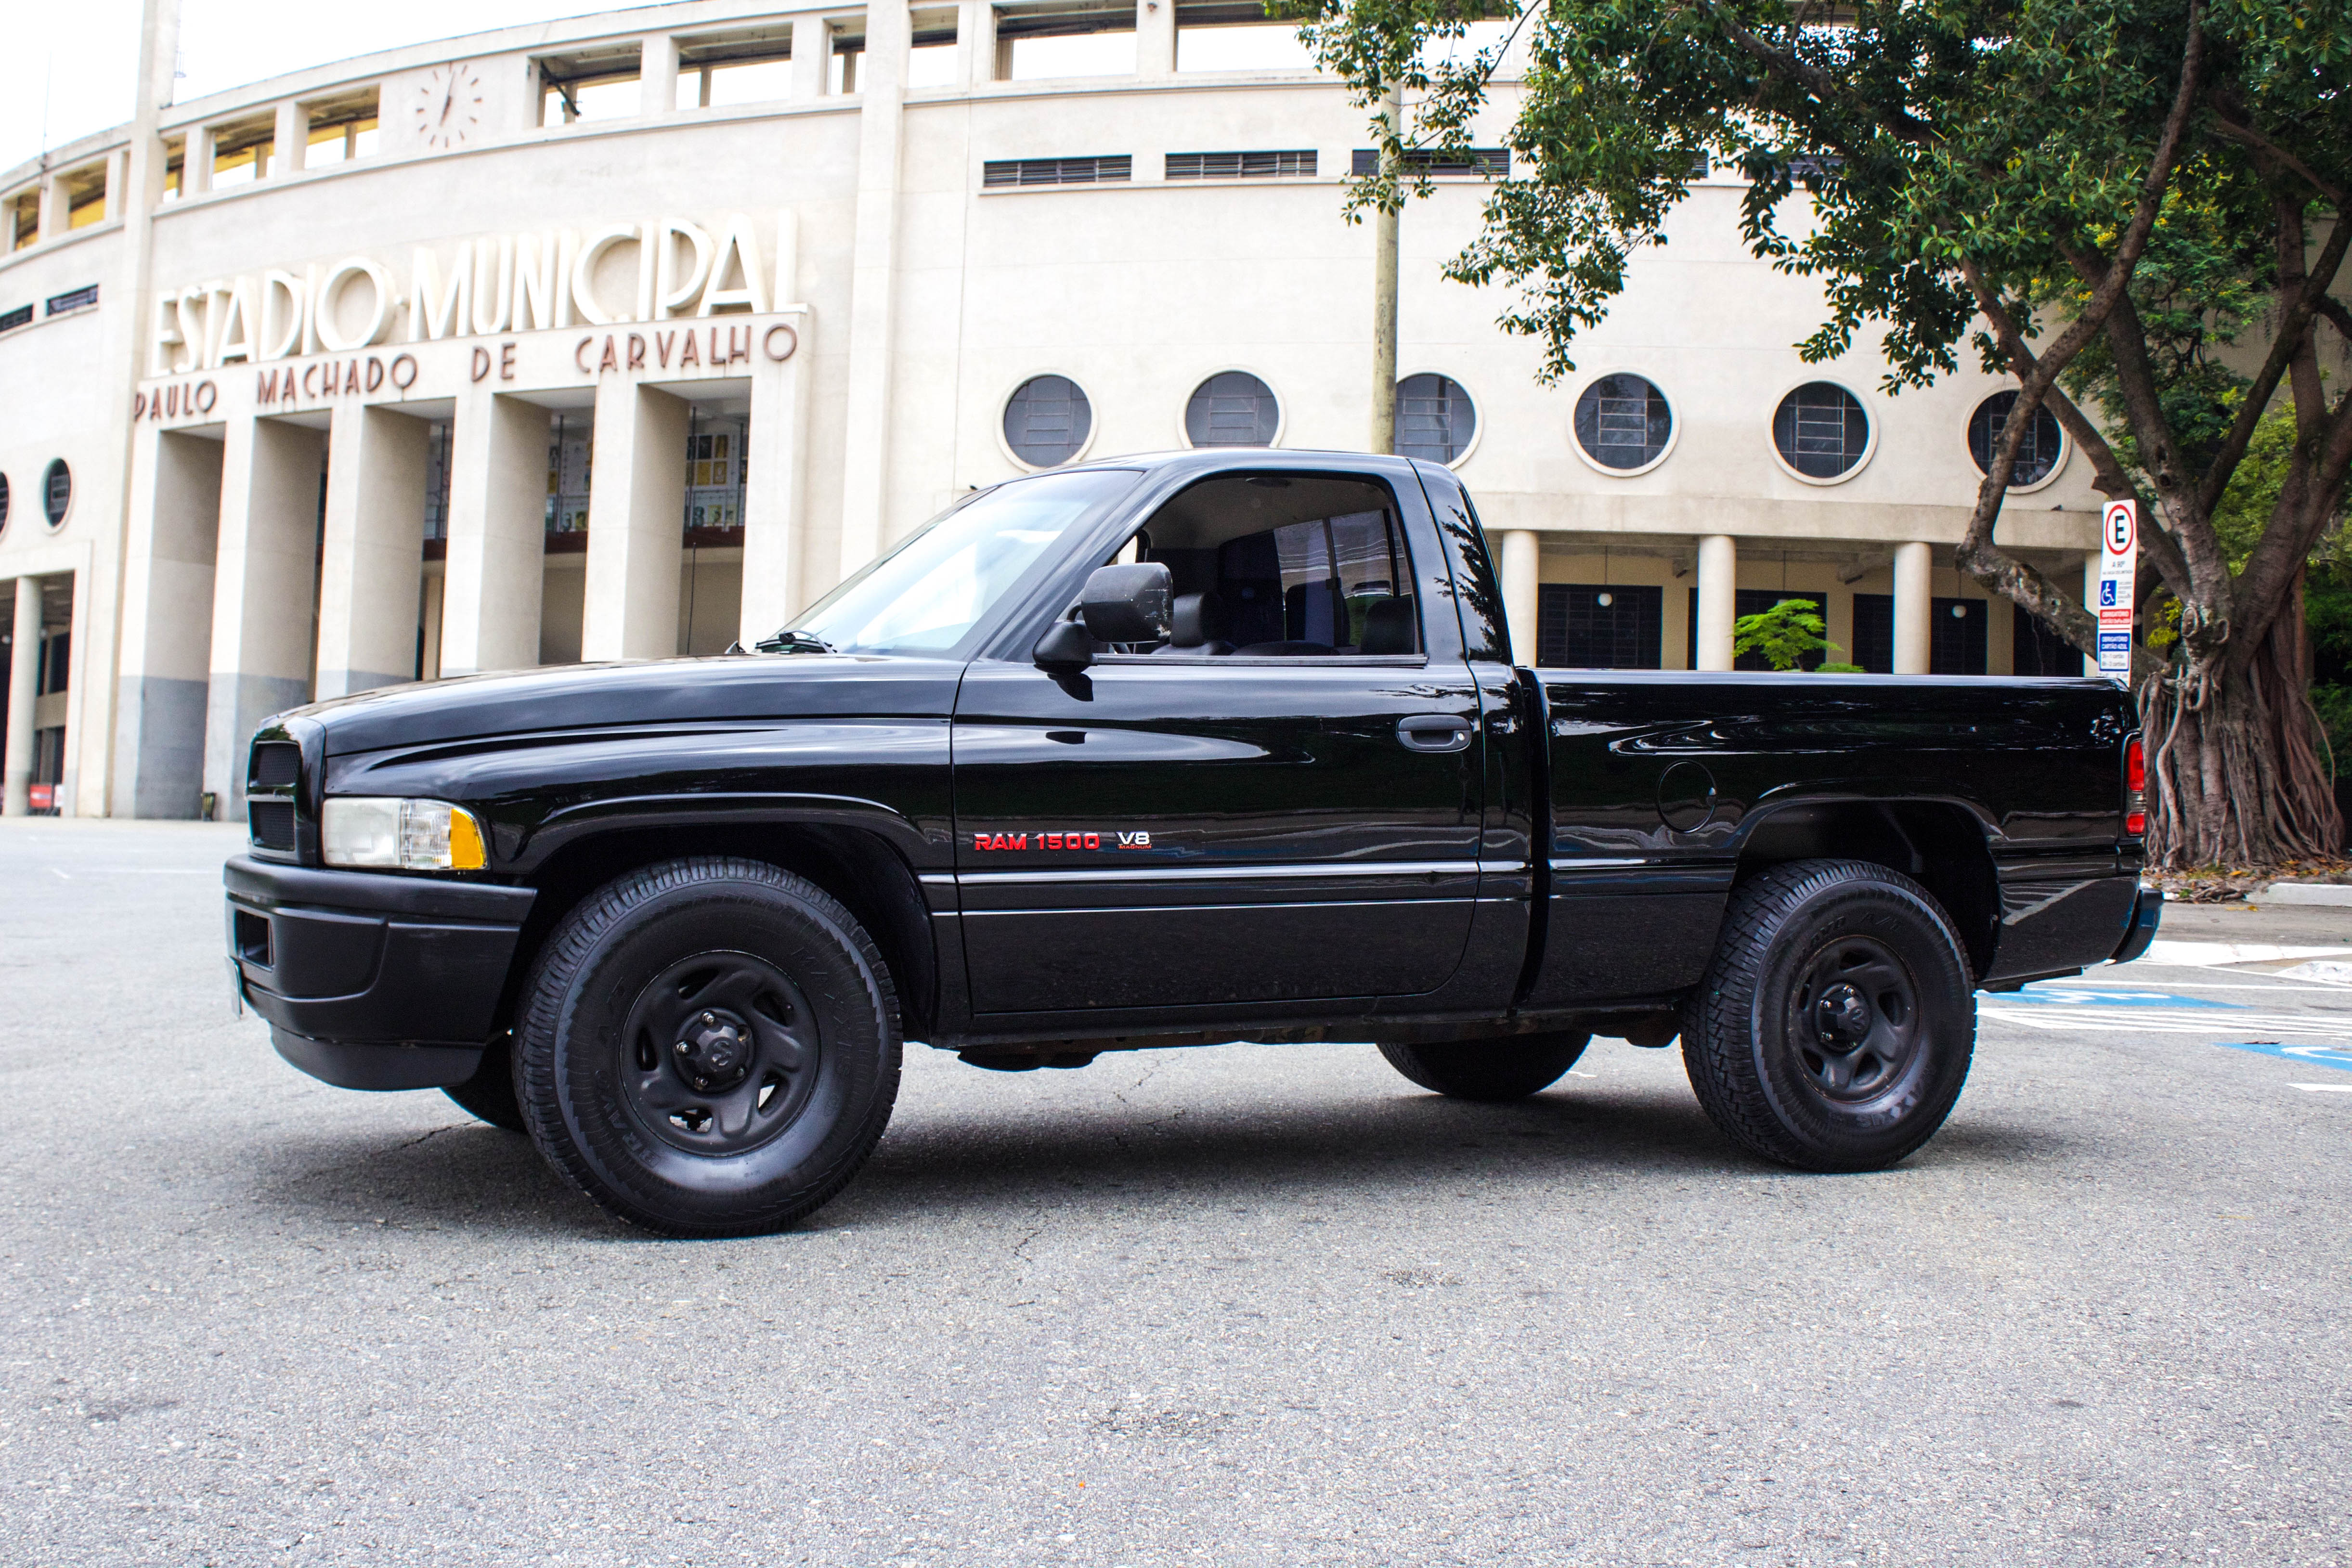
[1377,1032,1591,1101]
[442,1033,524,1131]
[1682,859,1975,1173]
[515,857,902,1237]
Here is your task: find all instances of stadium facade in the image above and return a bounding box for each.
[0,0,2102,820]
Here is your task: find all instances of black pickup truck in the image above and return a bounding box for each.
[225,449,2158,1235]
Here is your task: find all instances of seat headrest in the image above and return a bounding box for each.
[1169,591,1227,648]
[1358,596,1417,655]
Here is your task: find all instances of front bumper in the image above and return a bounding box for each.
[223,855,536,1090]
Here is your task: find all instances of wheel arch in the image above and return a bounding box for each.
[1729,797,2000,980]
[494,821,939,1044]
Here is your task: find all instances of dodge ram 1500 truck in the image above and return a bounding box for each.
[224,448,2159,1235]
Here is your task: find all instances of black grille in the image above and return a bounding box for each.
[248,799,296,850]
[983,156,1131,188]
[45,284,98,315]
[0,304,30,334]
[1166,150,1316,180]
[250,741,300,789]
[1351,147,1511,178]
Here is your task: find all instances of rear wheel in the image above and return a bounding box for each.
[515,857,901,1237]
[1682,859,1975,1172]
[1377,1033,1591,1101]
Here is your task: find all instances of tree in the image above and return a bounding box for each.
[1286,0,2352,867]
[1733,596,1837,670]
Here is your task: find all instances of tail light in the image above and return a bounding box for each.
[2124,736,2146,837]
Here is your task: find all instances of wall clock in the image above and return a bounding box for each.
[415,62,484,150]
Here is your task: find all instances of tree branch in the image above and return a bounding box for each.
[2202,99,2349,207]
[2193,209,2352,521]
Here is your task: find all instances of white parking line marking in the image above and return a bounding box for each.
[2291,1083,2352,1093]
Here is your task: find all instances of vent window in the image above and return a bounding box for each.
[1184,372,1280,447]
[0,304,30,333]
[1003,376,1094,467]
[46,285,98,317]
[1396,374,1476,465]
[1165,150,1316,180]
[983,156,1132,188]
[1772,382,1870,480]
[1350,147,1509,178]
[1968,390,2064,487]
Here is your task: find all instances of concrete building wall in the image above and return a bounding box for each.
[0,0,2105,820]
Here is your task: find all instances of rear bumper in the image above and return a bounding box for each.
[2110,885,2164,965]
[224,855,535,1090]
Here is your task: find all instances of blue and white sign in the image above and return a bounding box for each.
[2098,500,2138,676]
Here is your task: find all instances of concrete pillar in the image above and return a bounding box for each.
[642,34,681,115]
[741,312,816,640]
[39,176,71,241]
[1497,529,1539,667]
[273,100,308,175]
[420,575,444,681]
[956,0,995,85]
[1695,534,1737,672]
[1137,0,1176,76]
[204,417,325,814]
[1894,540,1932,675]
[114,426,224,818]
[185,125,214,194]
[583,383,689,661]
[315,404,429,697]
[3,580,40,816]
[794,18,833,98]
[835,1,912,576]
[440,389,550,676]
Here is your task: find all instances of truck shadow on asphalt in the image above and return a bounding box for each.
[247,1079,2066,1238]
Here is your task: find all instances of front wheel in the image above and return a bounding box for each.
[1377,1033,1591,1101]
[1682,859,1975,1172]
[515,858,902,1237]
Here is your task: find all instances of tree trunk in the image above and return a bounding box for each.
[2140,576,2343,867]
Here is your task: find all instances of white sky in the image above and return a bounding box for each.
[3,1,612,171]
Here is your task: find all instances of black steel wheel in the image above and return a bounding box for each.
[516,857,901,1237]
[1377,1032,1591,1101]
[1682,859,1974,1172]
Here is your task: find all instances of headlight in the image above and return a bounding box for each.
[321,798,488,870]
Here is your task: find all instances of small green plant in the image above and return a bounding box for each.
[1732,597,1847,672]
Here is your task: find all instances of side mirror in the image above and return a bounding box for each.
[1079,562,1173,644]
[1033,619,1096,671]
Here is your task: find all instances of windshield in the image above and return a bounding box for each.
[781,468,1140,656]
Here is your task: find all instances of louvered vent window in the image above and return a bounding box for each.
[983,156,1132,188]
[1350,147,1510,178]
[45,284,98,315]
[1165,150,1316,180]
[0,304,29,333]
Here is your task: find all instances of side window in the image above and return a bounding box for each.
[1133,497,1418,658]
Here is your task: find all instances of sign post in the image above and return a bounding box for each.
[2097,500,2139,678]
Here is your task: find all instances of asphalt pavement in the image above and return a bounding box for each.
[2,818,2347,1567]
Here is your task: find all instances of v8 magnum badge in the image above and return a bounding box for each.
[971,829,1153,852]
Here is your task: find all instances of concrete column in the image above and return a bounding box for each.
[39,176,71,241]
[3,580,40,816]
[204,417,325,814]
[1497,529,1539,667]
[420,575,444,681]
[440,389,550,676]
[642,35,681,115]
[956,0,995,85]
[835,1,912,577]
[185,125,214,194]
[1893,540,1932,675]
[583,383,689,661]
[1695,534,1737,672]
[315,404,429,697]
[793,18,833,98]
[1137,0,1177,76]
[741,314,816,640]
[273,100,308,175]
[113,426,224,818]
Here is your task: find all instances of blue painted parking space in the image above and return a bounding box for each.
[2215,1041,2352,1071]
[2004,984,2240,1009]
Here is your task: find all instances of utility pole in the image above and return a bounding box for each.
[1368,81,1402,455]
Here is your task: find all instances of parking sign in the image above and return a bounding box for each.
[2098,500,2138,676]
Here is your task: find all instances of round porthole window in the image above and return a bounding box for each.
[1572,373,1674,473]
[1002,375,1094,468]
[1396,374,1477,465]
[1967,390,2065,487]
[1771,382,1871,481]
[0,472,10,534]
[1184,371,1280,447]
[41,459,70,528]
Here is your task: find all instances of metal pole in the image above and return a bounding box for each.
[1369,82,1402,455]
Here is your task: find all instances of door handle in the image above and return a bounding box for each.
[1397,714,1474,753]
